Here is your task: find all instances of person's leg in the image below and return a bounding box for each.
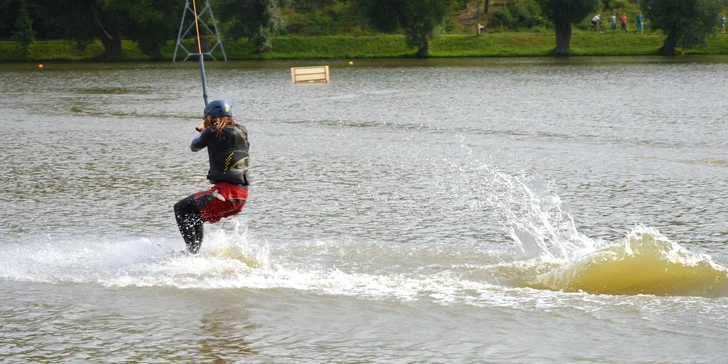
[174,195,204,253]
[175,184,248,253]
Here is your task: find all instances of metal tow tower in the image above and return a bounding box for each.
[173,0,227,62]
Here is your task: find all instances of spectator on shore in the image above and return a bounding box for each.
[636,13,644,34]
[610,13,617,31]
[592,13,601,32]
[621,13,628,32]
[721,14,726,34]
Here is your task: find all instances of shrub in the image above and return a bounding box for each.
[12,3,34,56]
[489,0,549,31]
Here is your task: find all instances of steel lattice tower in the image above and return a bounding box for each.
[173,0,227,62]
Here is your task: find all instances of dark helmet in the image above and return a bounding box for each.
[204,99,233,118]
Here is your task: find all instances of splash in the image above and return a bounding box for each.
[187,224,267,270]
[503,175,599,261]
[0,222,269,287]
[461,162,600,262]
[460,158,728,297]
[530,226,728,297]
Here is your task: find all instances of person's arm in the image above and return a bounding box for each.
[191,127,214,152]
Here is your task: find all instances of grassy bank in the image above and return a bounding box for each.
[3,32,728,62]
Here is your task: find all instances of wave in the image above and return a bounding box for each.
[528,226,728,297]
[470,167,728,298]
[2,225,726,301]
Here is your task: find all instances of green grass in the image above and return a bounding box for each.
[4,31,728,62]
[221,35,415,59]
[0,39,151,62]
[431,33,556,57]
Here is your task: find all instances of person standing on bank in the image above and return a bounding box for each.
[174,100,250,254]
[636,12,644,34]
[610,13,617,31]
[621,13,628,32]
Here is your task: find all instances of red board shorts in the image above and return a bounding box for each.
[193,182,248,224]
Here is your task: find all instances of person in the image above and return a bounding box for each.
[636,12,644,34]
[621,13,628,32]
[174,100,250,254]
[592,13,601,32]
[721,14,726,34]
[610,13,617,31]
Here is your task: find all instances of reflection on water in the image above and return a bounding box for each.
[198,307,257,360]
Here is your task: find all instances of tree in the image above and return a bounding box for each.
[357,0,453,58]
[13,0,35,56]
[0,0,65,39]
[121,0,181,60]
[290,0,336,11]
[640,0,726,56]
[35,0,180,59]
[0,0,18,38]
[538,0,598,56]
[217,0,288,53]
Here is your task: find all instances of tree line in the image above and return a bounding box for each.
[1,0,726,58]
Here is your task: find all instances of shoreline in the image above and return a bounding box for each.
[2,32,728,62]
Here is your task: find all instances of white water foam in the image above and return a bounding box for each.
[0,222,506,303]
[3,141,721,300]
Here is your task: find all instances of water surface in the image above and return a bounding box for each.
[1,57,727,363]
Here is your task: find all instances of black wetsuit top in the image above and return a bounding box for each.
[191,124,250,186]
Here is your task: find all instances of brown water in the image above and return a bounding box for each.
[1,57,727,363]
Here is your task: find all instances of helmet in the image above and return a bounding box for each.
[204,100,233,118]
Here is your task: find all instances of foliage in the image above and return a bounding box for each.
[281,1,371,35]
[640,0,726,55]
[453,0,469,8]
[289,0,337,10]
[0,0,16,37]
[12,1,34,56]
[218,0,289,53]
[606,0,630,10]
[490,1,549,31]
[122,0,181,60]
[31,0,180,59]
[539,0,598,28]
[356,0,454,57]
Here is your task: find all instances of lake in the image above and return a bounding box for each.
[1,56,727,363]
